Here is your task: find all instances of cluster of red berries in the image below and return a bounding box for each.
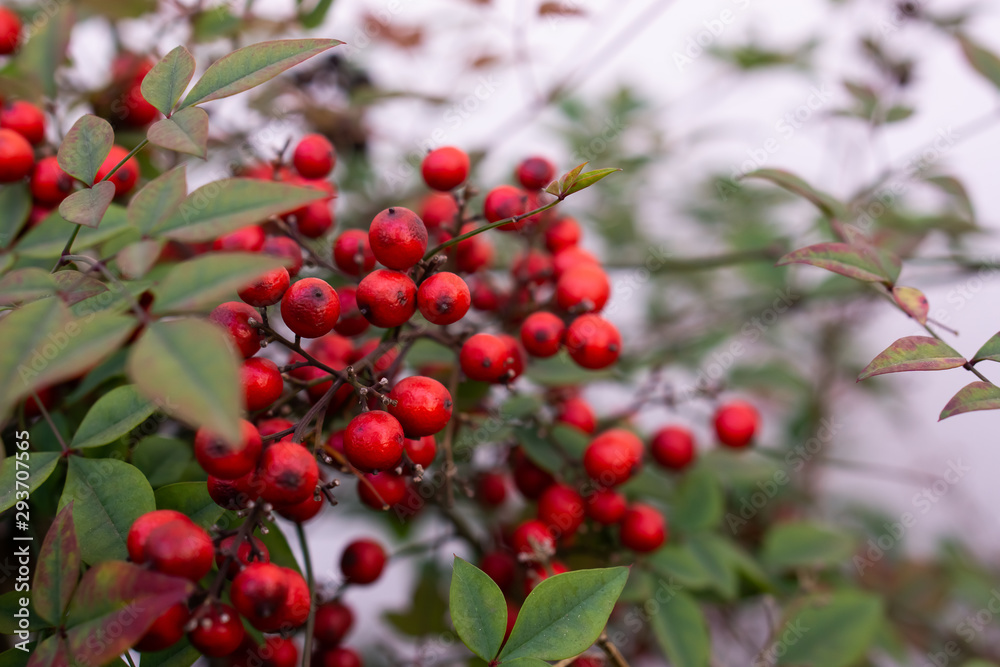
[93,52,161,128]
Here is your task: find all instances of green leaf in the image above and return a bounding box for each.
[117,239,165,279]
[32,503,80,626]
[134,437,193,488]
[761,521,855,570]
[301,0,336,28]
[498,567,629,662]
[648,544,712,590]
[127,318,243,444]
[891,286,929,325]
[649,591,710,667]
[777,242,893,284]
[550,424,589,458]
[59,457,156,564]
[958,34,1000,92]
[154,482,224,529]
[514,426,563,474]
[857,336,966,381]
[450,557,508,662]
[141,45,197,116]
[685,533,738,600]
[743,168,850,220]
[137,638,202,667]
[57,182,116,228]
[971,332,1000,365]
[16,3,73,99]
[128,166,187,236]
[25,633,66,667]
[0,591,50,633]
[500,660,549,667]
[152,252,286,313]
[0,182,31,249]
[384,562,449,637]
[545,163,621,198]
[147,107,210,158]
[776,591,883,667]
[0,452,60,513]
[670,467,724,533]
[939,381,1000,420]
[181,38,342,108]
[0,649,31,667]
[0,268,58,305]
[152,178,328,242]
[70,384,156,449]
[15,205,132,258]
[57,115,114,185]
[0,298,65,419]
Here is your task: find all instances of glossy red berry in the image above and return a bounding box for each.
[517,156,555,190]
[480,551,516,590]
[483,185,528,231]
[556,264,610,313]
[314,601,354,646]
[520,312,565,358]
[341,538,387,584]
[334,286,370,337]
[356,269,417,328]
[358,471,408,510]
[257,417,294,443]
[96,145,139,195]
[511,447,554,499]
[417,271,470,325]
[126,509,190,564]
[387,375,453,438]
[188,603,245,657]
[511,249,554,286]
[231,562,289,631]
[214,225,266,252]
[239,267,290,307]
[714,400,759,448]
[281,567,311,628]
[281,278,341,339]
[583,429,643,487]
[552,246,600,277]
[216,535,270,578]
[241,357,284,411]
[207,470,264,510]
[538,483,585,536]
[209,301,261,359]
[296,200,335,238]
[565,314,621,370]
[0,128,32,183]
[459,333,508,382]
[404,435,437,468]
[511,519,555,555]
[476,471,507,506]
[121,82,159,128]
[525,561,569,595]
[421,146,469,191]
[29,156,73,205]
[332,229,376,276]
[344,410,405,472]
[620,504,667,552]
[455,223,495,273]
[369,207,428,270]
[556,396,596,434]
[263,236,303,277]
[0,8,21,55]
[585,487,627,525]
[276,492,326,523]
[650,426,696,470]
[135,603,190,652]
[259,442,320,505]
[498,334,525,381]
[294,133,336,178]
[144,520,214,581]
[262,636,299,667]
[544,217,581,253]
[194,419,263,479]
[0,101,45,144]
[419,192,459,231]
[318,647,363,667]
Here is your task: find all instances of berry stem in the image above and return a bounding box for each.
[440,360,461,507]
[597,633,631,667]
[423,198,561,260]
[296,522,316,667]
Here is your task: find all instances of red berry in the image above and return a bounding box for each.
[281,277,341,339]
[330,286,368,337]
[195,419,263,479]
[565,314,621,370]
[620,503,667,552]
[556,396,596,434]
[572,657,605,667]
[455,223,495,273]
[511,249,554,286]
[417,271,470,325]
[520,312,565,358]
[480,551,516,590]
[188,602,245,657]
[239,266,290,307]
[332,229,376,276]
[387,375,453,438]
[209,301,261,359]
[583,429,643,487]
[314,601,354,646]
[294,133,336,178]
[404,435,437,468]
[421,146,469,191]
[498,334,525,381]
[537,483,585,536]
[135,602,189,652]
[241,357,284,412]
[308,333,355,366]
[511,519,555,555]
[419,192,459,231]
[369,207,428,270]
[296,200,335,238]
[344,411,405,472]
[511,447,554,499]
[525,560,569,595]
[126,510,190,564]
[0,101,45,144]
[544,217,581,253]
[324,429,346,458]
[262,636,299,667]
[0,8,21,55]
[585,487,627,525]
[96,145,139,195]
[0,128,32,183]
[214,225,266,252]
[121,82,159,128]
[341,538,386,584]
[469,276,504,311]
[231,562,289,632]
[516,156,555,190]
[651,426,696,470]
[476,471,507,506]
[29,156,73,204]
[276,492,326,523]
[263,236,303,277]
[483,185,528,231]
[459,333,508,383]
[144,520,214,581]
[356,269,417,328]
[259,442,320,505]
[552,246,600,277]
[257,417,294,443]
[216,535,270,578]
[556,265,610,313]
[358,471,408,510]
[714,400,759,448]
[207,471,264,510]
[318,647,363,667]
[281,567,311,628]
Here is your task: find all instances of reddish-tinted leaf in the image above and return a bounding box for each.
[743,168,850,220]
[57,115,113,186]
[971,333,1000,365]
[858,336,966,381]
[777,243,892,284]
[892,286,929,325]
[57,182,116,228]
[33,503,81,626]
[958,34,1000,92]
[63,561,194,665]
[141,45,196,116]
[940,382,1000,420]
[147,107,209,158]
[26,634,68,667]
